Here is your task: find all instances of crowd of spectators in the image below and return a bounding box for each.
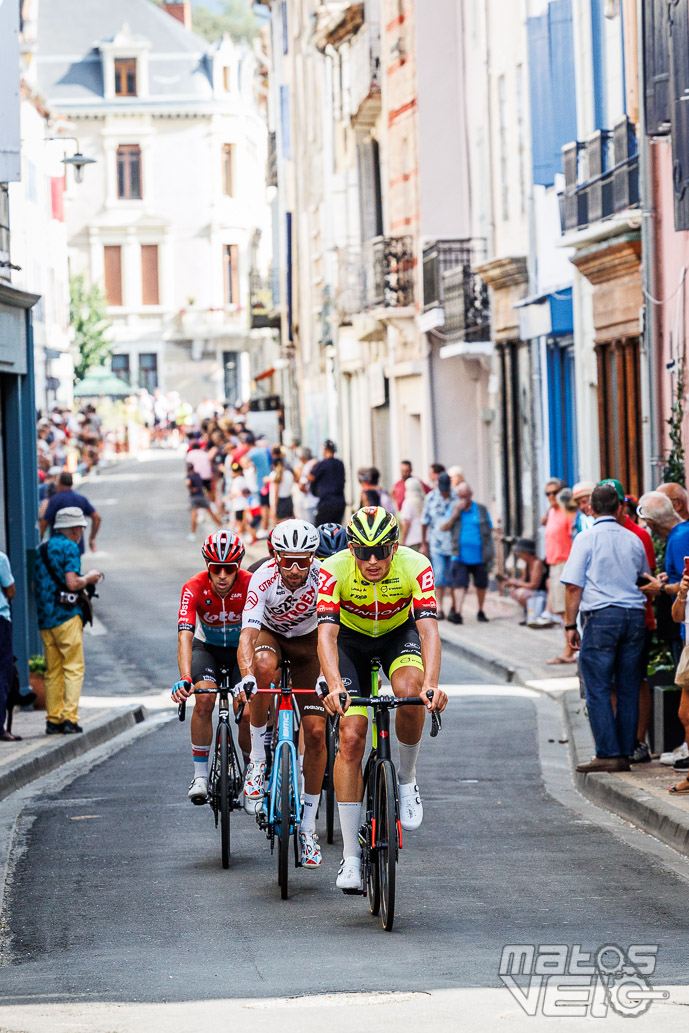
[37,405,104,482]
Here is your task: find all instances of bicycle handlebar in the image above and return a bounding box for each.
[339,689,442,736]
[177,683,248,725]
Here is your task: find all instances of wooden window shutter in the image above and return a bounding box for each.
[141,245,159,305]
[104,246,123,306]
[230,245,239,305]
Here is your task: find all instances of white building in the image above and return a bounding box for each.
[34,0,276,408]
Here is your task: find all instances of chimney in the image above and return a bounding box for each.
[163,2,192,30]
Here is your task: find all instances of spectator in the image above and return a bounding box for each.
[499,538,548,625]
[225,461,251,538]
[428,463,446,490]
[561,483,650,772]
[309,439,346,525]
[421,471,457,619]
[670,573,689,793]
[399,477,425,550]
[657,482,689,522]
[296,447,319,524]
[39,466,62,505]
[442,482,494,624]
[269,447,295,522]
[0,550,19,742]
[40,472,101,555]
[247,436,272,536]
[186,442,213,491]
[33,508,102,735]
[186,462,221,541]
[358,467,395,513]
[541,478,576,664]
[571,481,596,538]
[600,479,657,763]
[392,460,430,511]
[447,465,464,490]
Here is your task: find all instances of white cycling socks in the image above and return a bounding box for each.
[250,724,267,764]
[338,802,362,859]
[192,743,210,779]
[301,792,319,835]
[397,740,421,785]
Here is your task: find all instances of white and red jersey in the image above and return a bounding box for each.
[178,569,252,648]
[242,558,320,638]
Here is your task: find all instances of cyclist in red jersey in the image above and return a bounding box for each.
[172,530,251,804]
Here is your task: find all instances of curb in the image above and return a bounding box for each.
[0,705,147,803]
[561,691,689,858]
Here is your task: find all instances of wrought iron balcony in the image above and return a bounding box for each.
[422,240,482,311]
[422,240,489,341]
[362,235,414,310]
[249,270,280,330]
[559,116,639,233]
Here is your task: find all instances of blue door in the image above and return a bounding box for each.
[547,336,578,486]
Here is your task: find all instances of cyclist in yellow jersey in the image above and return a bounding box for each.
[317,506,447,890]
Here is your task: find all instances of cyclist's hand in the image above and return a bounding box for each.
[234,675,257,705]
[422,686,447,713]
[172,678,193,703]
[324,688,350,717]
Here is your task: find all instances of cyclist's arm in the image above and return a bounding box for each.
[177,629,194,682]
[317,623,349,715]
[237,626,259,678]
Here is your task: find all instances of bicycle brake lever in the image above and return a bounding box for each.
[235,702,245,724]
[178,701,186,722]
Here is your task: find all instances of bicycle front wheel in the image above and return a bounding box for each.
[377,760,397,931]
[325,715,338,844]
[219,723,230,869]
[277,744,291,899]
[366,764,380,915]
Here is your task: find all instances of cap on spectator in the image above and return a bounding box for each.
[571,480,596,500]
[515,538,536,555]
[53,507,88,529]
[437,472,451,491]
[598,478,625,502]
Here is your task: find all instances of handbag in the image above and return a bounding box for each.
[675,643,689,688]
[38,542,94,627]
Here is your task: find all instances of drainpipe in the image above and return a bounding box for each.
[637,0,659,488]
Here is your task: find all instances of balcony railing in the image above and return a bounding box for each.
[559,116,640,233]
[443,266,490,340]
[422,240,484,311]
[362,235,414,310]
[249,270,280,330]
[335,246,364,319]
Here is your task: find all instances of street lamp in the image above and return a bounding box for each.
[46,136,97,183]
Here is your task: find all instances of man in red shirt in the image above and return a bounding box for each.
[392,460,431,511]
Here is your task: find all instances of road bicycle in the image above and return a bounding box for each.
[244,660,314,900]
[341,659,441,931]
[323,712,338,844]
[178,666,245,869]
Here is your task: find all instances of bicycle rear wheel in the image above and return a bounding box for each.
[277,744,291,899]
[325,715,338,844]
[377,760,397,931]
[219,723,230,869]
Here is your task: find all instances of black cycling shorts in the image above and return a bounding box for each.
[191,639,240,687]
[336,619,423,698]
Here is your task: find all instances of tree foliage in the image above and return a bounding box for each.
[70,275,113,383]
[192,1,258,42]
[663,345,687,485]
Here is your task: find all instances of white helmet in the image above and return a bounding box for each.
[269,519,319,554]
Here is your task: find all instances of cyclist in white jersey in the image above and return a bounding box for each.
[237,520,326,868]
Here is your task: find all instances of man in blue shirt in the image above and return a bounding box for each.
[0,551,18,741]
[442,482,494,624]
[561,483,650,772]
[40,472,101,555]
[34,508,102,735]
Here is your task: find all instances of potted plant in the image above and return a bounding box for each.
[647,641,684,754]
[28,655,46,710]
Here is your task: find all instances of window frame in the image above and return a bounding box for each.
[116,144,143,201]
[222,244,240,306]
[104,245,123,307]
[115,59,138,98]
[222,144,235,197]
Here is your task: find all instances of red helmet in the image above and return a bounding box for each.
[201,530,245,565]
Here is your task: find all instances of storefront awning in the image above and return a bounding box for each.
[514,286,573,339]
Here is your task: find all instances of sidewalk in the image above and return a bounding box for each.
[0,703,148,802]
[441,586,689,859]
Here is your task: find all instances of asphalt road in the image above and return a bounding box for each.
[3,453,689,1017]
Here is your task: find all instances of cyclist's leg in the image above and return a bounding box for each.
[228,658,250,760]
[383,625,426,828]
[188,641,218,798]
[245,630,280,804]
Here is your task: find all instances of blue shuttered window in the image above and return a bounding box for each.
[547,337,578,486]
[527,0,577,187]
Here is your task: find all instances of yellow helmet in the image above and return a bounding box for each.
[347,507,399,548]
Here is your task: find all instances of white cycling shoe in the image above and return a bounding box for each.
[243,760,266,814]
[336,856,362,890]
[187,775,208,805]
[398,782,423,830]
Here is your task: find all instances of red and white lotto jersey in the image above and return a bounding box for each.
[242,558,320,638]
[178,569,251,647]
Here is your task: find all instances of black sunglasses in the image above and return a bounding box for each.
[351,544,396,561]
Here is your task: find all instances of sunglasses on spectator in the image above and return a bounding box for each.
[351,544,396,561]
[276,554,313,571]
[207,562,240,575]
[545,490,558,497]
